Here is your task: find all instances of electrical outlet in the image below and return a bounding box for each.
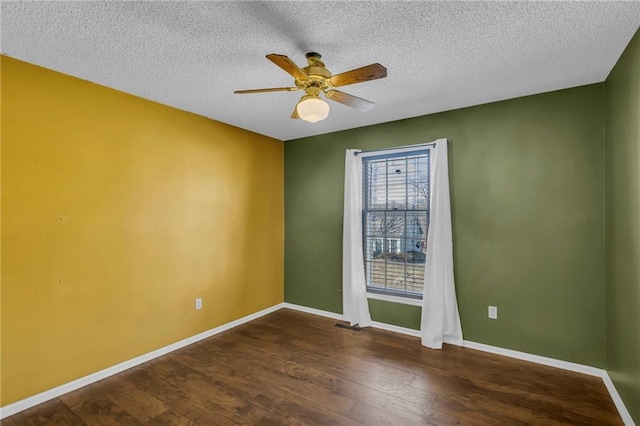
[488,306,498,319]
[195,297,202,310]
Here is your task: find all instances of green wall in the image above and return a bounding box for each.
[285,84,605,368]
[605,28,640,422]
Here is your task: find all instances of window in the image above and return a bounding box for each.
[362,149,430,298]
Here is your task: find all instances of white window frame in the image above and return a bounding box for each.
[360,144,433,304]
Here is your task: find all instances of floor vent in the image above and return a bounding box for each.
[335,323,362,332]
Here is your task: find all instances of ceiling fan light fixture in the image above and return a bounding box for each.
[296,96,330,123]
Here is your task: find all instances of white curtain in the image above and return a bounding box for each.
[342,149,372,327]
[421,139,463,348]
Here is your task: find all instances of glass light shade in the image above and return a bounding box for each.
[296,97,330,123]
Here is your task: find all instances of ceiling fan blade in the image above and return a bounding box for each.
[234,87,298,94]
[328,63,387,87]
[266,54,308,81]
[325,89,374,112]
[291,105,300,119]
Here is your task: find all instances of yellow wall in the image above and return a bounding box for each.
[0,56,284,405]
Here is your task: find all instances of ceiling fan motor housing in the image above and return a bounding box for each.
[296,52,331,90]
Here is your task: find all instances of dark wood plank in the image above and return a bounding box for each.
[13,309,623,425]
[91,375,167,423]
[0,412,31,426]
[178,337,359,416]
[234,321,417,385]
[60,385,141,426]
[212,331,439,420]
[169,352,360,425]
[260,313,591,412]
[346,400,423,426]
[124,366,250,425]
[131,358,270,424]
[143,408,196,426]
[20,398,87,425]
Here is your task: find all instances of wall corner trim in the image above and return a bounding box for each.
[2,301,634,425]
[0,303,286,420]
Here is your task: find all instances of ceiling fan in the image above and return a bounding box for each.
[234,52,387,123]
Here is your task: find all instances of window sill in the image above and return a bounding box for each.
[366,292,423,307]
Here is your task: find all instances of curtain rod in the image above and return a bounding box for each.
[353,140,448,156]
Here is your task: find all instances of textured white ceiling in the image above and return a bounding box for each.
[2,1,639,141]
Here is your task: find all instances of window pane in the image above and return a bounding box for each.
[362,149,430,298]
[364,159,387,210]
[387,158,407,210]
[385,258,406,292]
[406,263,424,293]
[406,212,428,251]
[366,261,386,289]
[364,237,384,261]
[384,212,405,238]
[364,212,386,237]
[406,154,429,210]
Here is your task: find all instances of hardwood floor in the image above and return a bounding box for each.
[4,309,622,425]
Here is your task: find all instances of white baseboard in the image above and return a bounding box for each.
[371,320,421,337]
[602,371,636,425]
[282,302,424,337]
[0,303,285,420]
[2,301,635,425]
[281,302,344,321]
[461,340,603,377]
